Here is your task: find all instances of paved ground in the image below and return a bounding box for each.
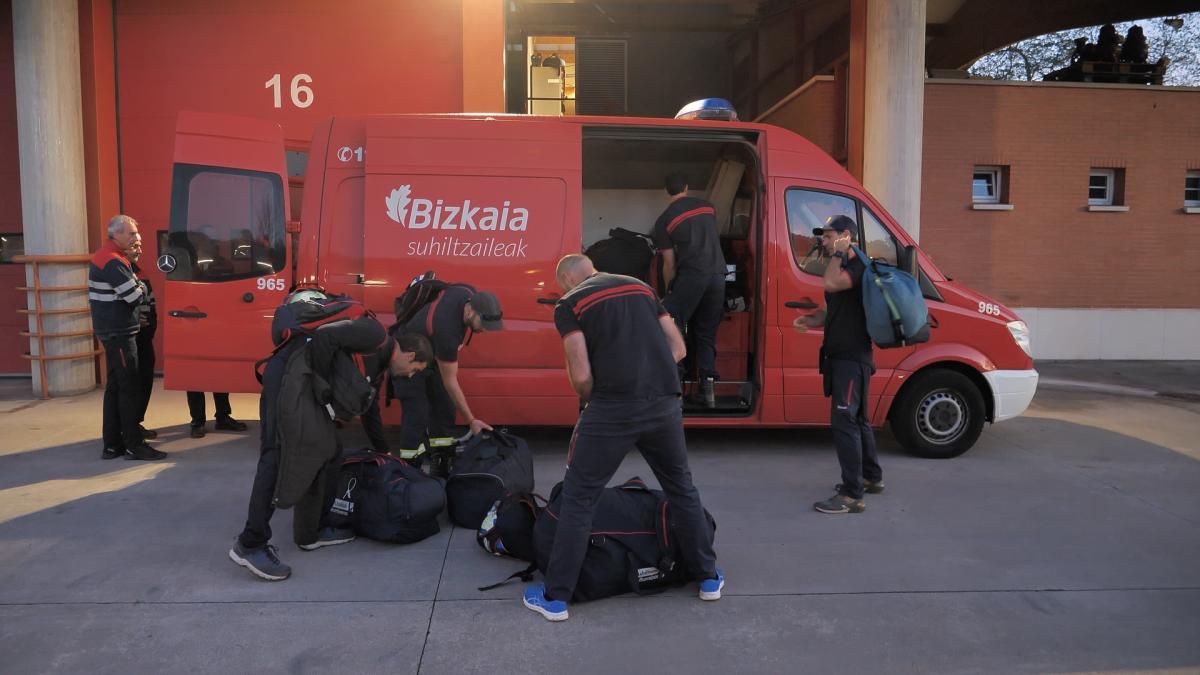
[1,364,1198,674]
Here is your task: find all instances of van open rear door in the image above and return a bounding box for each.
[160,111,290,393]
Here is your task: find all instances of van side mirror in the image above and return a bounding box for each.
[899,245,919,277]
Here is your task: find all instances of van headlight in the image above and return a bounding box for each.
[1007,320,1032,358]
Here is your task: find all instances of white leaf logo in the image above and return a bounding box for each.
[385,185,412,226]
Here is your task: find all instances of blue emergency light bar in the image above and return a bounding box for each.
[674,98,739,122]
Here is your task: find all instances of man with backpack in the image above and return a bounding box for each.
[793,215,883,515]
[522,254,722,621]
[392,285,505,463]
[652,171,726,408]
[228,314,432,581]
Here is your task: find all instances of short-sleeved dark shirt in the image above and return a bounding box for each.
[652,196,726,276]
[554,273,681,401]
[823,255,874,366]
[406,285,471,363]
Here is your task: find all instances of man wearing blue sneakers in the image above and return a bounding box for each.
[523,254,722,621]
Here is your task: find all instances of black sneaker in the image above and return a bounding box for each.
[139,425,158,440]
[215,416,248,432]
[101,446,125,460]
[190,423,206,439]
[229,541,291,581]
[814,494,865,514]
[125,444,167,461]
[298,527,356,551]
[835,479,885,495]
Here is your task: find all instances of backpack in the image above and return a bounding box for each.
[531,477,716,603]
[584,228,655,282]
[477,492,545,562]
[446,429,535,529]
[330,450,446,544]
[256,289,365,383]
[852,245,930,349]
[391,271,477,330]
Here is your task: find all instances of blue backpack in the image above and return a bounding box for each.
[852,246,930,349]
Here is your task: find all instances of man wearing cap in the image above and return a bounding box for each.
[652,171,726,408]
[794,215,883,515]
[393,286,504,463]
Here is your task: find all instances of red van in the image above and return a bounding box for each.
[159,110,1037,458]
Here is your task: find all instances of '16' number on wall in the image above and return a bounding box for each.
[264,73,314,109]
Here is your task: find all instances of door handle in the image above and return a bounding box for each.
[169,310,208,319]
[537,297,560,305]
[785,301,818,309]
[928,313,939,329]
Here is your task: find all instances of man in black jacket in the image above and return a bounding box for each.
[228,315,431,581]
[793,215,883,514]
[89,215,164,461]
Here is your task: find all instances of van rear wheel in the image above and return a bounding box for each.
[890,369,985,459]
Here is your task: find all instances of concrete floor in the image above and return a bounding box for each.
[0,372,1198,674]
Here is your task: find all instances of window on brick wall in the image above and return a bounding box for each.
[1186,171,1200,207]
[972,166,1001,204]
[1088,168,1124,207]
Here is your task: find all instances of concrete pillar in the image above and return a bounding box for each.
[861,0,926,241]
[13,0,95,396]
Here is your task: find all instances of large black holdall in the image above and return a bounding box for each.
[330,450,445,544]
[530,477,717,602]
[446,430,535,529]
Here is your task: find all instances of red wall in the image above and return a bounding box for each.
[0,0,27,374]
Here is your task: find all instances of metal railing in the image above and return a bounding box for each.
[14,254,101,399]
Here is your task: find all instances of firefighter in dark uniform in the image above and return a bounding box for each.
[392,287,504,464]
[89,215,165,461]
[652,171,726,408]
[522,254,723,622]
[794,215,884,514]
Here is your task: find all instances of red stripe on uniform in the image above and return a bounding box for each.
[575,288,656,318]
[425,295,442,337]
[572,284,654,317]
[665,206,715,235]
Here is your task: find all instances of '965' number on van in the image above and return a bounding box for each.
[978,302,1002,316]
[257,278,286,291]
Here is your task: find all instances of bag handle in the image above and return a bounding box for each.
[478,563,538,592]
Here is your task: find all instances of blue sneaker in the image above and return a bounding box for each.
[699,568,725,601]
[523,583,568,621]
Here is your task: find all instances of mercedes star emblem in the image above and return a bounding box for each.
[157,254,177,274]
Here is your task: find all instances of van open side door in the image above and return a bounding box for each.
[160,111,290,393]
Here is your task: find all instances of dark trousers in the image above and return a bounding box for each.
[136,335,155,424]
[544,395,718,602]
[101,335,143,450]
[391,367,456,449]
[663,272,725,379]
[187,391,232,426]
[237,343,330,550]
[827,358,882,500]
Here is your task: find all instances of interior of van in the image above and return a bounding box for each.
[580,127,761,416]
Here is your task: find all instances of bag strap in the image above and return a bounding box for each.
[478,563,538,592]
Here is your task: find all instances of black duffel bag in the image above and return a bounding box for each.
[330,450,445,544]
[530,477,717,603]
[446,429,535,529]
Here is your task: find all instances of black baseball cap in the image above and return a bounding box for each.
[812,215,855,236]
[469,291,504,331]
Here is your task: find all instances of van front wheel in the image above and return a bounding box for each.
[890,369,985,459]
